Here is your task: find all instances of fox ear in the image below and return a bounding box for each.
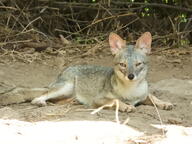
[109,33,126,55]
[135,32,152,54]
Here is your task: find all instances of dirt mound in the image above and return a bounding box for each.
[0,52,192,135]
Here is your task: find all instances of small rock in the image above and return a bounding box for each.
[151,78,192,95]
[167,118,182,124]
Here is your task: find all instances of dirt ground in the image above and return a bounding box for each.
[0,46,192,135]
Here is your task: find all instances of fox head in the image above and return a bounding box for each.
[109,32,152,82]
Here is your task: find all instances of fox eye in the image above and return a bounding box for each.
[119,63,126,67]
[136,62,142,67]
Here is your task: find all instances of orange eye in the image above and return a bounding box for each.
[119,63,126,67]
[136,62,142,67]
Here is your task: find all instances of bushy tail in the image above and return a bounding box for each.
[0,87,48,105]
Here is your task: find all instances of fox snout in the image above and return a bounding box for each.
[114,60,147,82]
[127,73,134,80]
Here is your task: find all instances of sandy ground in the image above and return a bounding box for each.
[0,47,192,135]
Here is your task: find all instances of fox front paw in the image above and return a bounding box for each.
[157,101,174,110]
[31,98,47,106]
[119,104,136,113]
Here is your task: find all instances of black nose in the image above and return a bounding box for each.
[128,73,134,80]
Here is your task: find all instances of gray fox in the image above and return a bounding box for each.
[30,32,173,112]
[0,32,173,112]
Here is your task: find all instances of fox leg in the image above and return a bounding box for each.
[142,93,173,110]
[31,82,74,106]
[93,98,136,113]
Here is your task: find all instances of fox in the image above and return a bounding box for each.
[0,32,173,112]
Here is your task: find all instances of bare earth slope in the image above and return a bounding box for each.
[0,51,192,134]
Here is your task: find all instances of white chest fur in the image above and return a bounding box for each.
[113,80,148,105]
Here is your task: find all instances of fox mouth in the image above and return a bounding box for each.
[118,68,146,82]
[118,69,135,81]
